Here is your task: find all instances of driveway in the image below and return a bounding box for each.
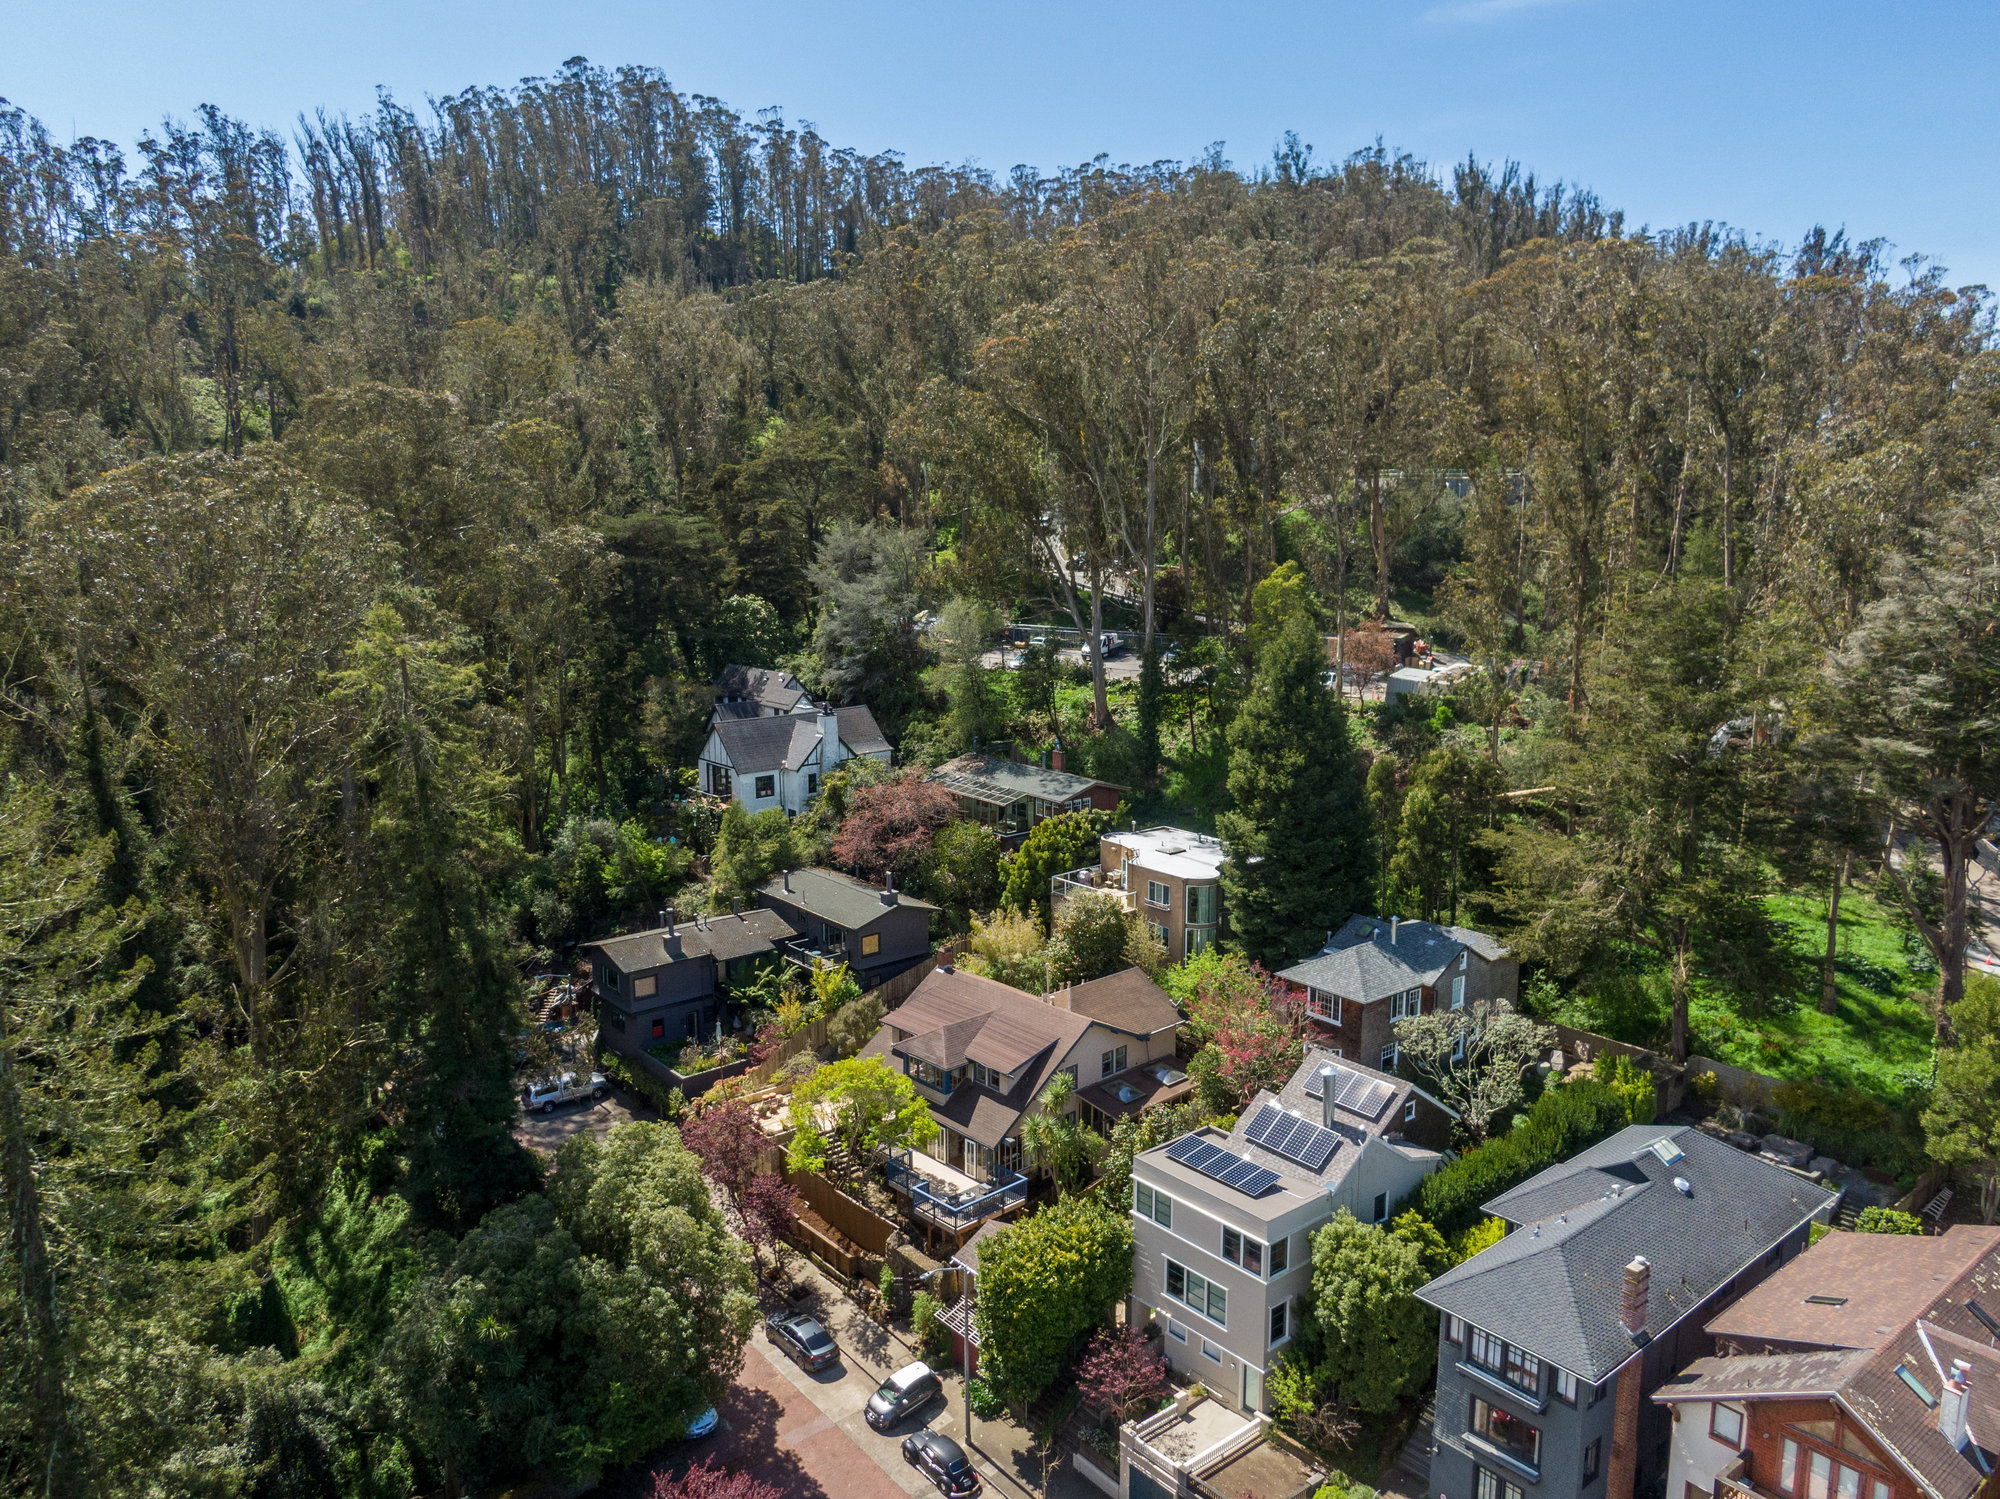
[511,1086,654,1156]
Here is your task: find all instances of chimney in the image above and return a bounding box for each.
[819,707,840,762]
[1319,1064,1340,1127]
[1051,743,1066,772]
[881,870,897,906]
[731,896,739,918]
[1621,1257,1651,1340]
[1391,916,1400,945]
[783,868,792,893]
[1940,1360,1972,1451]
[666,906,677,936]
[662,906,683,959]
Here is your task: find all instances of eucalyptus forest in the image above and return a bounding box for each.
[0,57,1996,1499]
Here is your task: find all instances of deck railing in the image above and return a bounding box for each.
[882,1148,1028,1230]
[1051,866,1138,912]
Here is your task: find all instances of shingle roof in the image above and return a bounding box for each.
[714,664,808,713]
[928,753,1122,806]
[585,908,796,971]
[836,705,891,757]
[756,867,937,931]
[1706,1225,2000,1353]
[1655,1347,1873,1402]
[1276,914,1507,1003]
[710,715,810,774]
[863,966,1094,1146]
[1418,1125,1835,1382]
[1057,968,1183,1037]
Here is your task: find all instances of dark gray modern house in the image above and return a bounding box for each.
[585,907,795,1061]
[1417,1125,1835,1499]
[753,867,935,990]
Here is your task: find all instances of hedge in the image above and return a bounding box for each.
[1404,1080,1633,1238]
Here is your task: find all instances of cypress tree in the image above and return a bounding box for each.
[1218,614,1373,965]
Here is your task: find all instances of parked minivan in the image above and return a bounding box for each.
[866,1362,943,1430]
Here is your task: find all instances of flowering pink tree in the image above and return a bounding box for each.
[1075,1328,1169,1424]
[651,1456,783,1499]
[831,774,958,882]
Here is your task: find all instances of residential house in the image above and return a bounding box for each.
[927,751,1124,848]
[586,906,795,1061]
[1655,1224,2000,1499]
[1128,1048,1455,1414]
[859,964,1182,1237]
[697,704,891,816]
[710,664,812,722]
[1417,1126,1837,1499]
[1278,914,1519,1073]
[1043,968,1195,1133]
[753,866,936,990]
[1051,825,1228,962]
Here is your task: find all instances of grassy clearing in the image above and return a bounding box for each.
[1540,883,1938,1106]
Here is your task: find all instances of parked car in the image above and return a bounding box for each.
[766,1311,839,1372]
[1028,634,1048,648]
[865,1362,943,1430]
[522,1071,608,1114]
[903,1430,980,1495]
[685,1405,719,1439]
[1098,632,1123,656]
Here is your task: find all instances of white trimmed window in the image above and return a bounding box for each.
[1134,1182,1172,1228]
[1165,1259,1226,1326]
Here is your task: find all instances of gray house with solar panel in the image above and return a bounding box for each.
[1127,1047,1455,1414]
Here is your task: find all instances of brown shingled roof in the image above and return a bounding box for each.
[1055,968,1183,1037]
[1708,1225,2000,1353]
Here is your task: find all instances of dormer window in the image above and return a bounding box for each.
[970,1061,1005,1090]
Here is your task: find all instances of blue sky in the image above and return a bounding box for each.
[9,0,1997,291]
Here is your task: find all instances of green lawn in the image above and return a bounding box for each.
[1543,884,1937,1106]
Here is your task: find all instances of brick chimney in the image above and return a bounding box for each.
[1051,743,1066,772]
[1621,1256,1651,1339]
[1941,1359,1972,1451]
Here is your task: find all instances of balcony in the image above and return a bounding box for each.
[883,1147,1029,1233]
[1052,865,1139,913]
[1716,1454,1765,1499]
[778,933,846,970]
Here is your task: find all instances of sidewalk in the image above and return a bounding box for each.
[777,1252,1096,1499]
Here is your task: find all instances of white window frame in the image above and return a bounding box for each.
[1101,1045,1128,1078]
[1404,1098,1418,1123]
[1146,880,1171,909]
[1381,1042,1399,1071]
[1307,988,1342,1024]
[1452,974,1466,1009]
[1269,1300,1291,1348]
[1134,1182,1172,1228]
[1164,1257,1227,1327]
[1202,1339,1223,1364]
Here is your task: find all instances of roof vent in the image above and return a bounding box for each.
[1940,1360,1972,1450]
[1674,1177,1692,1196]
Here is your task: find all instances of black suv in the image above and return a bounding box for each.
[765,1312,839,1373]
[865,1362,942,1430]
[903,1430,980,1495]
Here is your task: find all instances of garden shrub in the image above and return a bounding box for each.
[1449,1216,1508,1263]
[911,1291,953,1361]
[1406,1079,1632,1238]
[1856,1207,1925,1235]
[967,1379,1004,1419]
[1593,1053,1656,1126]
[1770,1079,1921,1179]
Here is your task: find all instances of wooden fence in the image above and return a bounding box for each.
[745,1015,833,1088]
[741,948,954,1089]
[873,948,952,1012]
[788,1170,897,1255]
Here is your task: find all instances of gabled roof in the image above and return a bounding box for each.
[1417,1125,1835,1382]
[756,867,936,931]
[928,753,1122,807]
[1706,1225,2000,1353]
[709,715,814,774]
[585,908,796,971]
[861,966,1094,1147]
[1277,914,1509,1002]
[1659,1331,2000,1499]
[1055,968,1183,1037]
[836,705,891,757]
[714,664,809,714]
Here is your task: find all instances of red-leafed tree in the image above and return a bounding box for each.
[1338,621,1399,699]
[831,773,959,882]
[679,1098,765,1205]
[740,1170,801,1252]
[651,1456,784,1499]
[1075,1328,1169,1424]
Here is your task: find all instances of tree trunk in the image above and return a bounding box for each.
[1720,426,1735,589]
[1670,927,1692,1064]
[1819,854,1848,1014]
[520,651,541,853]
[1141,450,1159,654]
[1,1003,77,1499]
[1087,560,1112,730]
[1370,470,1391,620]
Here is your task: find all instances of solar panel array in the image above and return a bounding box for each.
[1165,1135,1282,1196]
[1302,1064,1396,1121]
[1242,1105,1340,1173]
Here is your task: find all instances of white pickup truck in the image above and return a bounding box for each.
[523,1071,609,1114]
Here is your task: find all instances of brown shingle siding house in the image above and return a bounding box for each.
[1657,1226,2000,1499]
[927,753,1123,848]
[1278,914,1519,1072]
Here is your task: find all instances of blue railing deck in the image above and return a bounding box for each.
[882,1149,1028,1230]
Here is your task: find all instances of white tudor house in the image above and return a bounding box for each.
[697,706,892,817]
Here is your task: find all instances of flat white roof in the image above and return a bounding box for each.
[1104,825,1228,882]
